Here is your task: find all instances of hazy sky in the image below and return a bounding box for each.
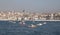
[0,0,60,12]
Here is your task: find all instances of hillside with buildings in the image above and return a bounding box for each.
[0,11,60,21]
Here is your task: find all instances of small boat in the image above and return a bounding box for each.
[19,21,25,25]
[19,17,26,25]
[43,22,47,24]
[28,24,37,28]
[8,18,20,24]
[37,23,43,26]
[37,22,47,26]
[9,21,16,23]
[12,18,20,23]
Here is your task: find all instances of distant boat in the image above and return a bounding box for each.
[15,18,20,23]
[37,23,43,26]
[37,22,47,26]
[8,18,20,23]
[19,17,26,25]
[43,22,47,24]
[28,24,37,28]
[19,20,25,25]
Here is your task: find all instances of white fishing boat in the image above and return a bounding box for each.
[28,24,37,28]
[43,22,47,24]
[37,23,43,26]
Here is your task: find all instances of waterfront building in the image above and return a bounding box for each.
[50,14,54,20]
[53,13,60,20]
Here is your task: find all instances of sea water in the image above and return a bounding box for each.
[0,21,60,35]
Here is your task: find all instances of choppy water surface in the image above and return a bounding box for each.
[0,21,60,35]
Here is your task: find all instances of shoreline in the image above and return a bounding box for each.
[0,19,60,21]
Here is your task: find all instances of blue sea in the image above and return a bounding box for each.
[0,21,60,35]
